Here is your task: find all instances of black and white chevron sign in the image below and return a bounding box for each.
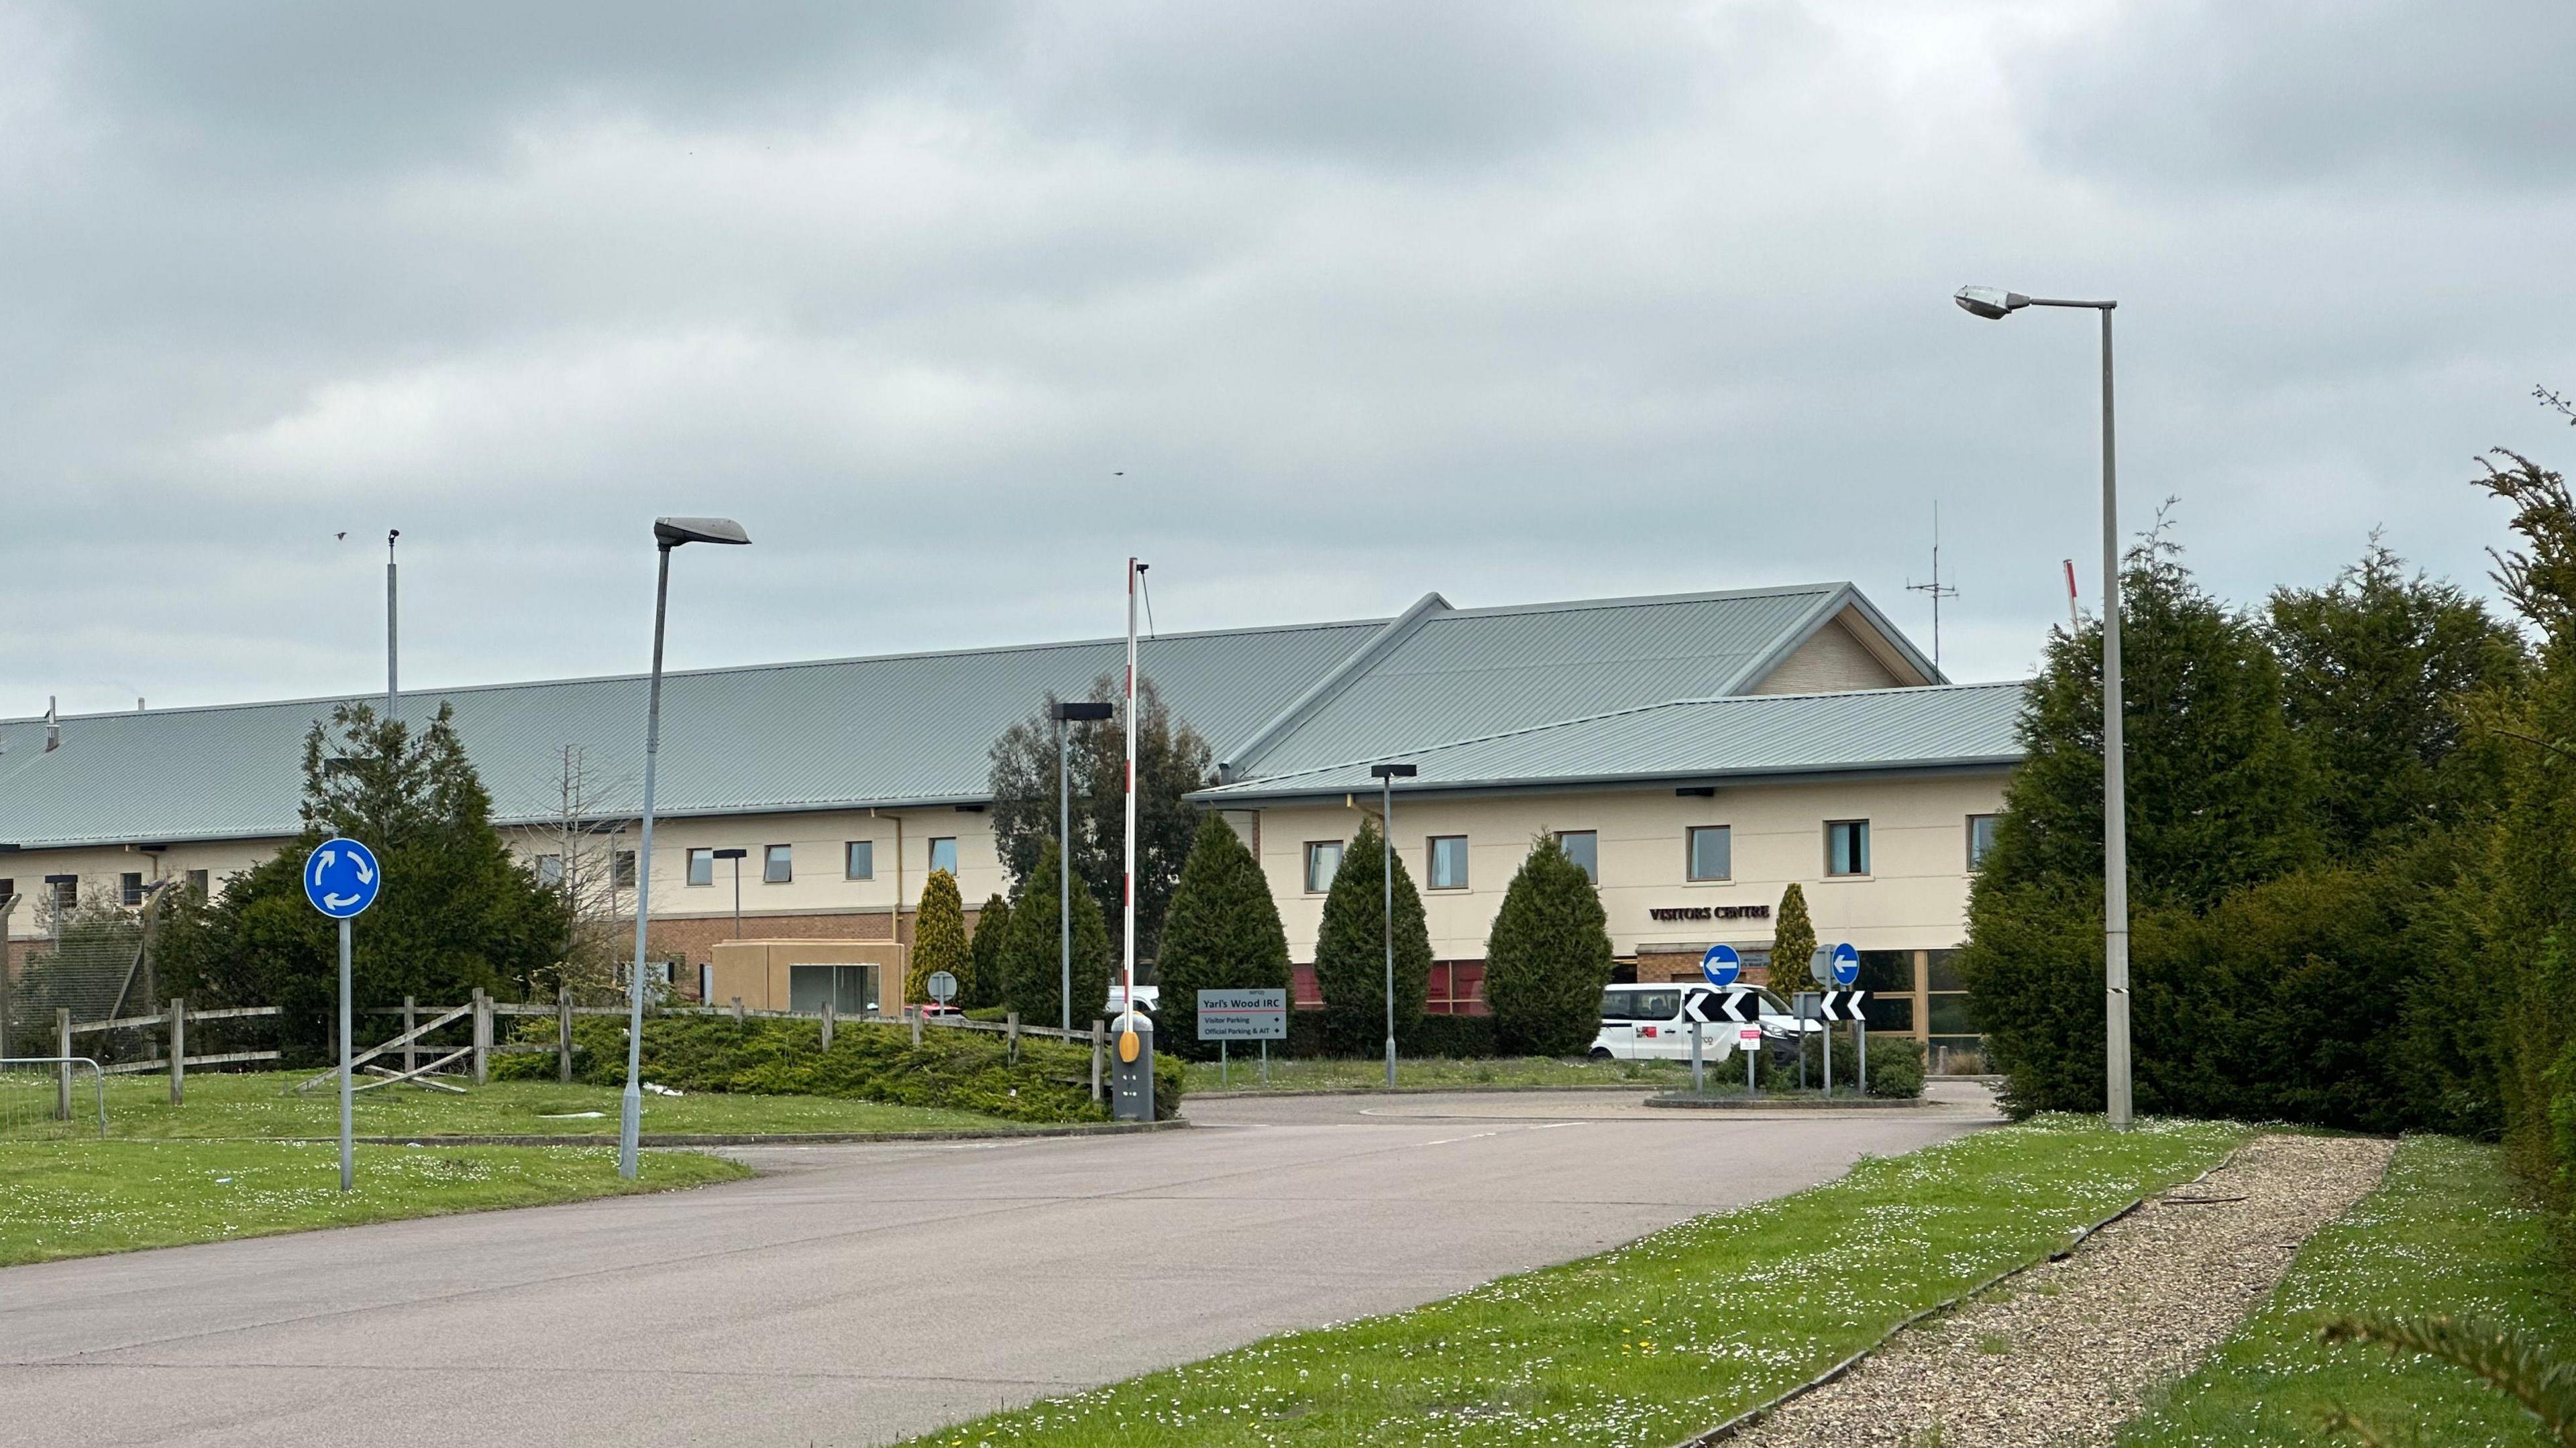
[1684,989,1764,1025]
[1818,989,1870,1022]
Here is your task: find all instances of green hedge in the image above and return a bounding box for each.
[1755,1029,1924,1099]
[496,1013,1183,1122]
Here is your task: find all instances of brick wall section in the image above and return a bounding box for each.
[636,909,987,981]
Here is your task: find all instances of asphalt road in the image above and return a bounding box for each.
[0,1085,1996,1447]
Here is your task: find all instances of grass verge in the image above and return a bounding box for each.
[0,1139,747,1268]
[1180,1055,1703,1094]
[904,1114,2247,1448]
[2117,1134,2575,1447]
[0,1070,1014,1142]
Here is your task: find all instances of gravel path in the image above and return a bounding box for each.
[1729,1132,2394,1448]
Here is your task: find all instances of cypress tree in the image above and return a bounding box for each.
[965,892,1011,1009]
[1312,818,1431,1057]
[1155,814,1292,1059]
[908,869,969,1006]
[1483,833,1614,1056]
[1770,883,1815,994]
[1000,839,1112,1030]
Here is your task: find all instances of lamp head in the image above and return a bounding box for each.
[1369,763,1418,781]
[1953,286,2029,320]
[711,848,747,860]
[1053,700,1116,722]
[653,516,752,549]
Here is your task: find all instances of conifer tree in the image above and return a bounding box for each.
[1155,814,1291,1059]
[908,869,969,1005]
[1770,883,1815,994]
[965,892,1011,1009]
[1483,833,1614,1056]
[999,839,1113,1030]
[1312,818,1431,1057]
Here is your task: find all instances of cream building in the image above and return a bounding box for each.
[0,583,2018,1049]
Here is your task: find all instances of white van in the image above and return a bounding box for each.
[1588,982,1811,1062]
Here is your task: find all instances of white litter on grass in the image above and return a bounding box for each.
[537,1111,608,1119]
[643,1082,683,1097]
[213,1178,232,1184]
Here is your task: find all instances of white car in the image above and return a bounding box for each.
[1104,986,1160,1018]
[1588,982,1817,1062]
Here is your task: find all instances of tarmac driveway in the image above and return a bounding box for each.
[0,1085,1997,1447]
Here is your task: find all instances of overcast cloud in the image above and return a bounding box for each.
[5,0,2573,717]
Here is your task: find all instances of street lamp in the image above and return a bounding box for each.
[1052,700,1115,1032]
[620,515,751,1180]
[712,848,748,939]
[1952,283,2130,1130]
[1369,762,1416,1088]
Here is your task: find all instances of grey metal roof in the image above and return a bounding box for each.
[0,620,1385,849]
[1193,681,2027,803]
[1221,583,1924,779]
[0,580,1970,852]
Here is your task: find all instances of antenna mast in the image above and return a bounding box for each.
[1906,502,1960,671]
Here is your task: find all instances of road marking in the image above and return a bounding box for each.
[1422,1130,1502,1146]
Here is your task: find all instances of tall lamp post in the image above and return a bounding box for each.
[1053,700,1114,1032]
[713,848,748,938]
[1953,284,2129,1130]
[1369,762,1416,1088]
[619,516,751,1180]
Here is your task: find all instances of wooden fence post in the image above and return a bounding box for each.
[56,1007,72,1119]
[820,998,835,1052]
[557,984,574,1083]
[732,995,744,1025]
[1091,1019,1104,1102]
[913,1006,925,1048]
[470,987,490,1087]
[403,995,417,1078]
[169,998,186,1105]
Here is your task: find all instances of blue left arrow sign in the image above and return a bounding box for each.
[305,837,382,920]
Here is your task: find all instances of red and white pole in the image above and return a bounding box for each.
[1119,557,1142,1062]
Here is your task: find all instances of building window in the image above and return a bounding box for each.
[1825,820,1870,877]
[928,837,958,876]
[535,854,565,889]
[121,873,145,907]
[1304,840,1343,893]
[613,850,637,889]
[1686,826,1731,882]
[686,848,714,887]
[0,877,15,903]
[1555,830,1598,883]
[846,840,874,879]
[47,876,77,912]
[1427,836,1468,890]
[186,869,209,896]
[1967,814,1999,871]
[764,844,793,883]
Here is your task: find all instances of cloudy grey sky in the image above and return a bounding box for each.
[6,0,2573,718]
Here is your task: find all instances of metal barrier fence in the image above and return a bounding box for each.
[0,1056,109,1139]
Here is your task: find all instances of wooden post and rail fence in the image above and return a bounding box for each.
[38,988,1115,1118]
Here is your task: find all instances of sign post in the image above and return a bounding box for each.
[304,836,382,1193]
[1197,989,1287,1091]
[1685,985,1766,1095]
[926,970,958,1009]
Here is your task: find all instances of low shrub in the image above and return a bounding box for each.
[494,1013,1188,1123]
[1406,1013,1497,1060]
[1750,1029,1923,1098]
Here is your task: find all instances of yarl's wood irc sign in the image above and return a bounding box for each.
[1195,989,1289,1041]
